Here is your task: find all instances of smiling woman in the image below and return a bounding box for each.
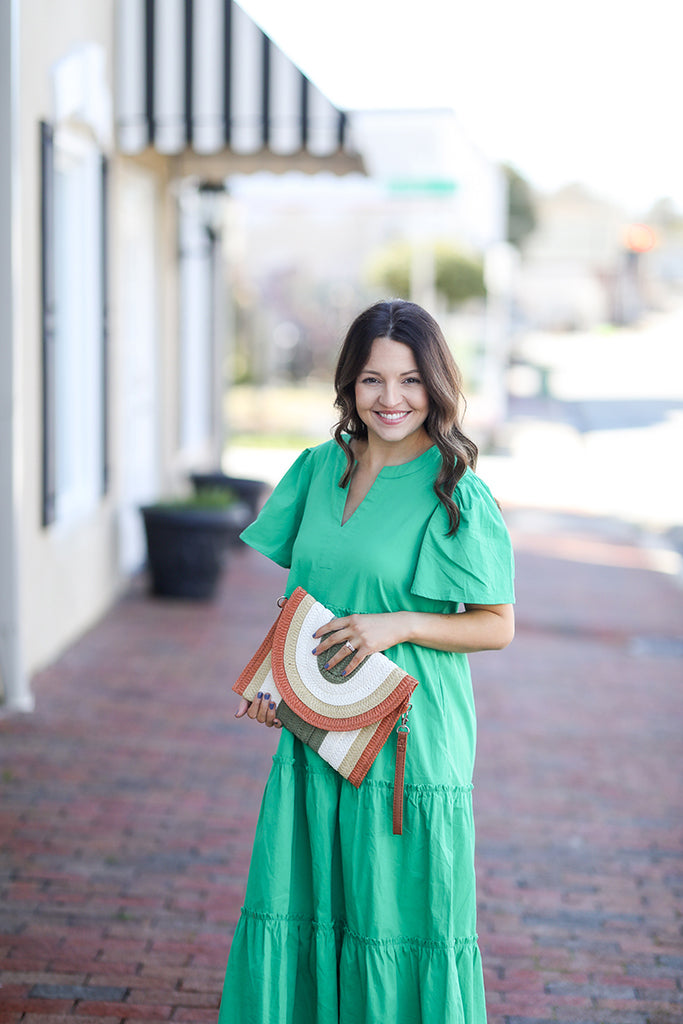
[333,300,479,537]
[219,299,515,1024]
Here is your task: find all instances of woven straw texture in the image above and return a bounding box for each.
[233,586,418,785]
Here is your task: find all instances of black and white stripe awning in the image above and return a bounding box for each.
[115,0,363,173]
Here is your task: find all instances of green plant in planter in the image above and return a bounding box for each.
[139,487,250,600]
[155,487,239,510]
[190,473,267,521]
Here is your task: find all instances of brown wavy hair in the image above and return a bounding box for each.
[333,299,478,535]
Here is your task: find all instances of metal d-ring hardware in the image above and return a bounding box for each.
[397,703,412,734]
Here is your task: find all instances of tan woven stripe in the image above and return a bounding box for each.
[278,592,316,698]
[349,708,404,786]
[338,720,381,778]
[240,657,273,701]
[288,591,316,645]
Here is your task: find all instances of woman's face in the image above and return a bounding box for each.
[354,336,430,450]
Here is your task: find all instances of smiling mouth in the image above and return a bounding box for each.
[374,411,410,424]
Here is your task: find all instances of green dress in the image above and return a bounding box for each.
[219,440,514,1024]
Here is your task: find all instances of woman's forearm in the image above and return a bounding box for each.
[396,604,515,653]
[313,604,515,673]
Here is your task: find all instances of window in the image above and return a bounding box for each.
[178,192,215,455]
[41,123,108,526]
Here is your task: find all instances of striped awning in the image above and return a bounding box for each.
[115,0,363,175]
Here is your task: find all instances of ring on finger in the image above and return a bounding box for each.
[344,640,356,653]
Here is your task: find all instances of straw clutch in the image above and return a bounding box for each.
[233,587,418,834]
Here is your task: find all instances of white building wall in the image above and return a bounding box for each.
[17,1,120,687]
[0,0,28,708]
[12,2,184,693]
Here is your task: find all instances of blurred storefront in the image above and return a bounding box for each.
[224,109,510,431]
[0,0,362,711]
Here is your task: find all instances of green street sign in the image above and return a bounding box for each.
[385,179,459,196]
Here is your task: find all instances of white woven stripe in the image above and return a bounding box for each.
[293,601,398,708]
[317,727,361,771]
[267,670,281,704]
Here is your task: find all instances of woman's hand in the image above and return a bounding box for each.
[234,694,282,728]
[312,612,411,675]
[312,604,514,670]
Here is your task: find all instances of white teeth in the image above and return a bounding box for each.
[377,412,408,421]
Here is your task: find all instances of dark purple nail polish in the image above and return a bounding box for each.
[341,670,347,676]
[269,701,276,710]
[257,692,263,699]
[324,662,330,670]
[264,693,270,700]
[312,648,317,655]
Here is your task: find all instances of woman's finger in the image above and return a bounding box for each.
[265,699,280,728]
[247,693,266,720]
[256,692,272,723]
[320,640,365,674]
[312,632,341,657]
[239,693,282,729]
[313,616,347,639]
[312,620,357,656]
[337,650,365,675]
[235,697,251,718]
[322,642,352,670]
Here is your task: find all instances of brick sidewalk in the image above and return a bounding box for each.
[1,509,682,1024]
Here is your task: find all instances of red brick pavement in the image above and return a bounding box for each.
[1,509,682,1024]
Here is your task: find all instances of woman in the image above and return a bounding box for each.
[219,300,515,1023]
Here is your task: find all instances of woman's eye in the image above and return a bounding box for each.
[359,375,421,385]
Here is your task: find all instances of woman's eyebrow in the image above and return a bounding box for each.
[359,368,421,375]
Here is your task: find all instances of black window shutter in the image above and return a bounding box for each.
[40,121,56,527]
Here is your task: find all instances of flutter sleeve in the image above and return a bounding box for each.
[411,468,515,606]
[239,448,314,568]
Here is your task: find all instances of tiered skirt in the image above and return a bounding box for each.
[219,739,487,1024]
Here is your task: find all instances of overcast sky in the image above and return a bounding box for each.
[238,0,681,215]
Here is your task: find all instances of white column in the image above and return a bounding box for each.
[0,0,30,710]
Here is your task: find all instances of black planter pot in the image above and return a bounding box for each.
[190,473,267,523]
[140,503,249,600]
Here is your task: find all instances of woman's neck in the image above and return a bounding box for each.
[352,429,432,472]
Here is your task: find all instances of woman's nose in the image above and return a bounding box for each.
[380,381,402,406]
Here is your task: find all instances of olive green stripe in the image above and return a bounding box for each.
[276,701,327,753]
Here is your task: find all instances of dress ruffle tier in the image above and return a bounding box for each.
[219,743,487,1024]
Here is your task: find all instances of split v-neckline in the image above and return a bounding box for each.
[339,444,440,527]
